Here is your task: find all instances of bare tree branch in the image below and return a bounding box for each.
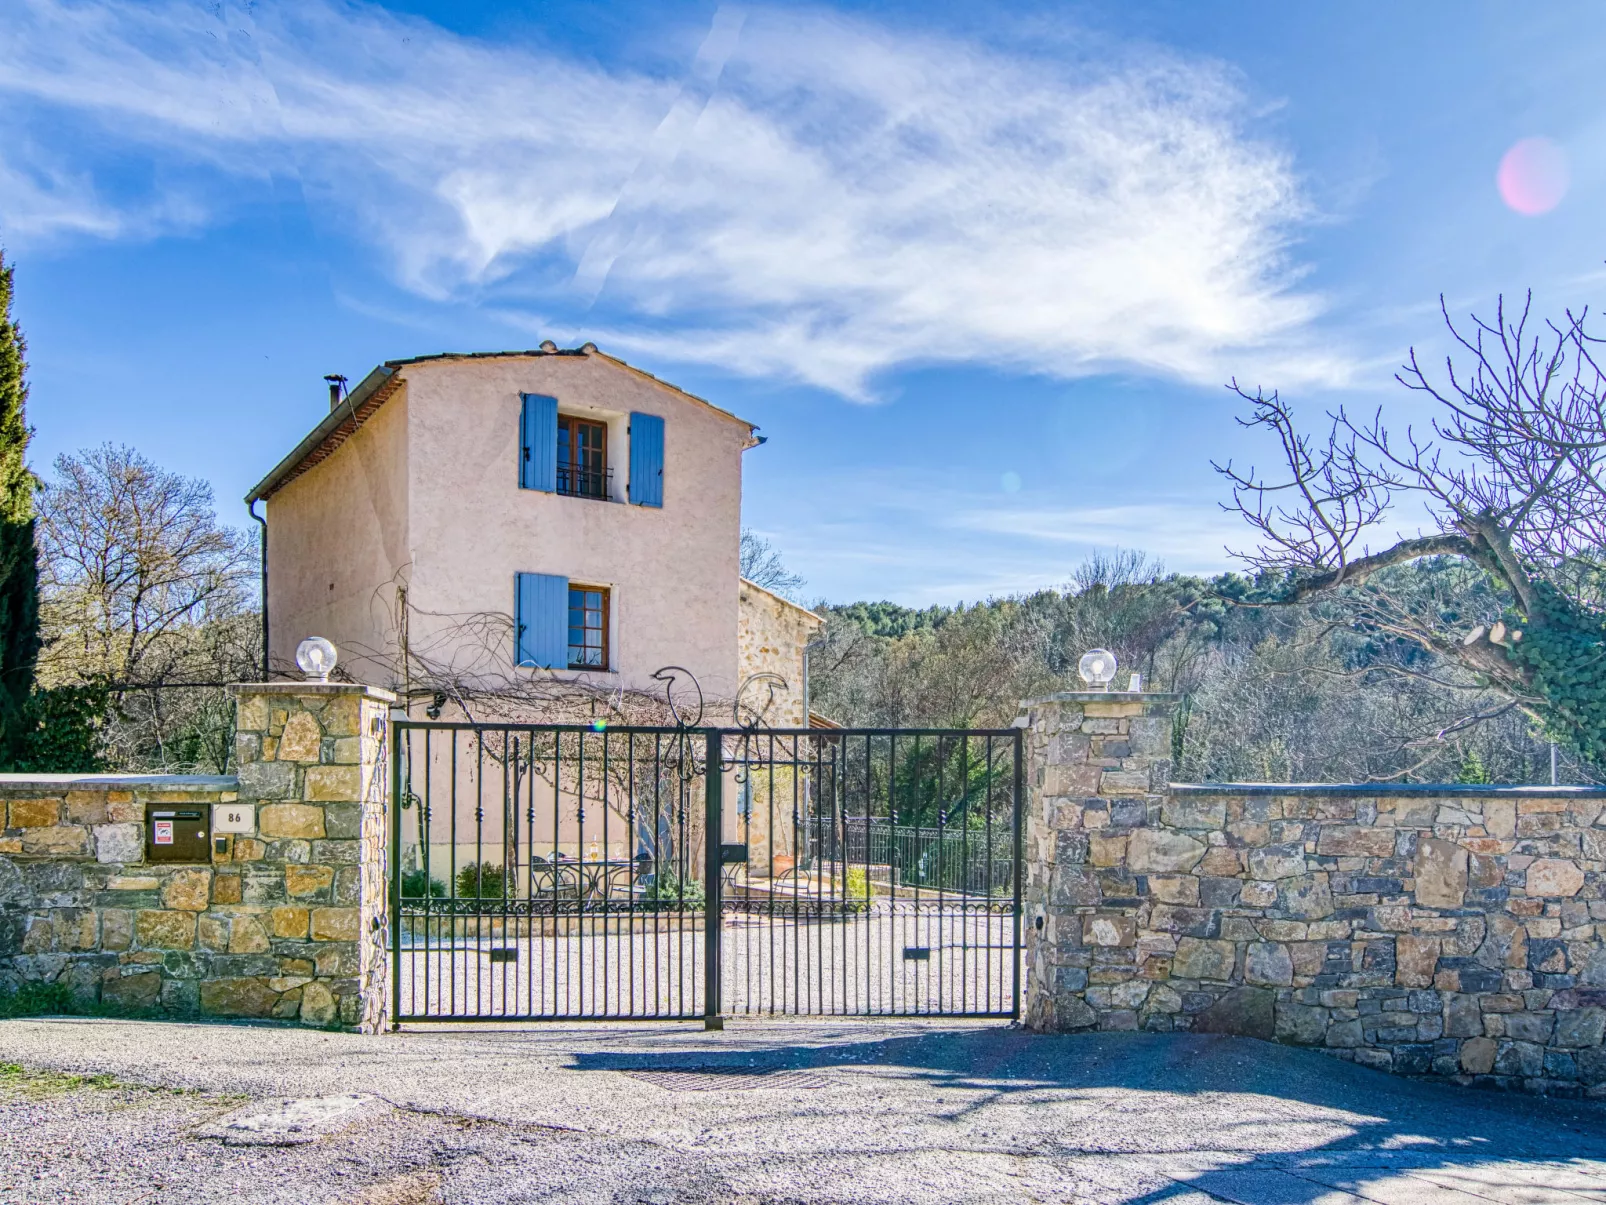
[1216,291,1606,744]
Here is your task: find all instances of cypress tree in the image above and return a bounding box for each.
[0,251,40,766]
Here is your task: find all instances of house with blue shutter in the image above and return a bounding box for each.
[245,342,791,720]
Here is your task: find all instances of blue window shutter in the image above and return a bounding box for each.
[628,412,664,507]
[515,572,568,668]
[520,393,558,491]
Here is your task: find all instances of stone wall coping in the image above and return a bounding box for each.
[1021,691,1182,705]
[1170,780,1606,797]
[0,773,237,791]
[231,680,397,703]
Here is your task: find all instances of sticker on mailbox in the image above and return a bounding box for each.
[153,820,174,845]
[212,804,255,835]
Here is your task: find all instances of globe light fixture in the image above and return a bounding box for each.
[1078,648,1117,691]
[295,636,338,683]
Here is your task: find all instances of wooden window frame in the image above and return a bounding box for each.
[567,584,610,671]
[557,414,609,499]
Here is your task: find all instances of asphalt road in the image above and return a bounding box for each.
[2,1016,1605,1204]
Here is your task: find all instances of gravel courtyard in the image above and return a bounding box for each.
[3,1016,1606,1204]
[397,909,1019,1018]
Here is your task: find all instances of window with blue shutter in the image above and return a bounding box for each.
[520,394,558,491]
[567,586,609,668]
[514,572,567,667]
[628,412,664,507]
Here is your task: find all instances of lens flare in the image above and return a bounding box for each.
[1497,137,1569,216]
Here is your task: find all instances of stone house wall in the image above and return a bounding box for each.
[0,682,393,1032]
[737,577,822,727]
[733,579,822,871]
[1021,691,1606,1097]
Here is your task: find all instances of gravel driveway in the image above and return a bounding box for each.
[397,908,1018,1018]
[3,1016,1606,1203]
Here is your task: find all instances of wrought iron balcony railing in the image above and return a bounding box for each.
[557,464,612,500]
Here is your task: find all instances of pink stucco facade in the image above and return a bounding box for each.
[258,349,755,708]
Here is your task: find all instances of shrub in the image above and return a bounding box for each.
[0,981,75,1019]
[1457,750,1492,785]
[13,685,107,772]
[400,868,446,899]
[840,866,874,913]
[639,866,704,910]
[0,979,159,1020]
[456,862,505,899]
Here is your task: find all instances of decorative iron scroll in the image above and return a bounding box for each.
[733,672,787,730]
[650,665,704,730]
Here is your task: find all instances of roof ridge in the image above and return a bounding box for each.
[740,577,822,621]
[246,344,755,503]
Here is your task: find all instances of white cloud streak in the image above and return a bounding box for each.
[0,0,1343,397]
[953,501,1248,567]
[752,470,1246,602]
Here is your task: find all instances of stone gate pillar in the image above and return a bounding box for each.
[230,682,395,1032]
[1019,690,1180,1031]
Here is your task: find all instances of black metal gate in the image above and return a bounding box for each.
[390,723,1022,1023]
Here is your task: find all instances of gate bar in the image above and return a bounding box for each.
[704,727,724,1029]
[1012,726,1024,1020]
[390,710,403,1030]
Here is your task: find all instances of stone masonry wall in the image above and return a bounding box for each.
[0,682,394,1032]
[233,682,394,1033]
[737,578,823,727]
[1021,691,1606,1097]
[0,776,236,1011]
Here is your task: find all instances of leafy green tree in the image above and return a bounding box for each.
[0,252,40,767]
[832,600,951,639]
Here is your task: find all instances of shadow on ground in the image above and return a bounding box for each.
[7,1015,1606,1202]
[567,1026,1606,1203]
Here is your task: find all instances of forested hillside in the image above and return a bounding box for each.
[807,552,1591,785]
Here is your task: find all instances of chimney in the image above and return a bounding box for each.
[324,374,348,411]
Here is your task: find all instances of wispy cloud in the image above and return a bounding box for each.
[0,0,1342,397]
[953,501,1248,567]
[750,470,1247,602]
[0,153,123,242]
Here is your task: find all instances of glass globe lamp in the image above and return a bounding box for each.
[295,636,338,683]
[1078,648,1117,691]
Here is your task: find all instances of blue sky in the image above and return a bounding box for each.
[2,0,1603,605]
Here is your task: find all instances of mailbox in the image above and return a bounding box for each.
[145,806,209,863]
